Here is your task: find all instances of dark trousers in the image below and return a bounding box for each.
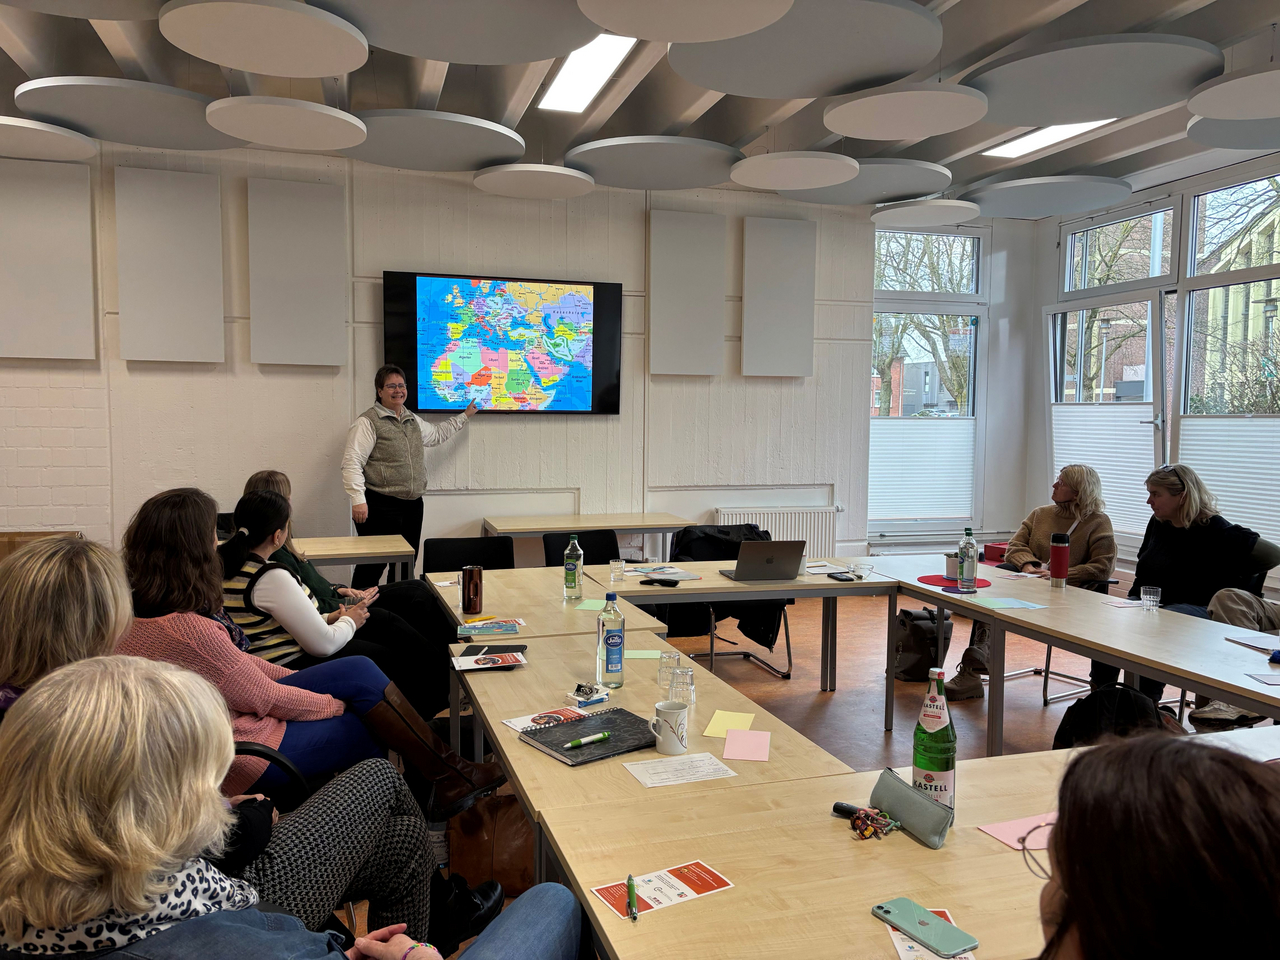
[291,604,450,720]
[1089,602,1213,703]
[353,489,424,587]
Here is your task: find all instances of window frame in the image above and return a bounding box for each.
[873,224,989,308]
[1057,199,1180,303]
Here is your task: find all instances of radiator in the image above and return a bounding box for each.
[713,506,838,558]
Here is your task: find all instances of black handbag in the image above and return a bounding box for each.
[893,608,953,682]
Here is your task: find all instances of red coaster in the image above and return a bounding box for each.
[918,574,991,588]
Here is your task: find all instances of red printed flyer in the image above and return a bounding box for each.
[591,861,733,920]
[450,652,527,672]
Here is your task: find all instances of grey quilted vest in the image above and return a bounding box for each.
[358,406,426,499]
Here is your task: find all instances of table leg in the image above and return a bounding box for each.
[707,607,716,676]
[884,589,898,731]
[472,709,485,762]
[986,620,1007,757]
[1123,668,1138,687]
[534,823,546,884]
[449,671,461,755]
[820,596,838,691]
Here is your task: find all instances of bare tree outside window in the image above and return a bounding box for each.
[1066,209,1171,291]
[1193,176,1280,276]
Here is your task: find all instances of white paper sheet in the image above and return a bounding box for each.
[622,752,737,788]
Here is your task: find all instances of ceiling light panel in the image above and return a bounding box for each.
[539,34,636,112]
[983,120,1114,158]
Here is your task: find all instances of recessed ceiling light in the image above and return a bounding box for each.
[539,34,637,113]
[982,119,1114,158]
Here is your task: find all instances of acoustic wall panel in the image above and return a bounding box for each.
[741,216,816,377]
[0,158,95,359]
[115,167,225,362]
[247,177,348,365]
[649,209,726,375]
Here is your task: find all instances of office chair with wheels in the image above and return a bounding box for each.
[541,530,624,568]
[421,536,516,574]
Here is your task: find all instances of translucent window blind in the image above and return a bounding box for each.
[1051,403,1156,535]
[869,418,975,521]
[1178,417,1280,544]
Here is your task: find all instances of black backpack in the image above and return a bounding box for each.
[1052,682,1163,749]
[893,608,952,682]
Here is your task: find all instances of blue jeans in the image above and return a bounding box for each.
[248,657,389,793]
[463,883,581,960]
[1090,603,1212,702]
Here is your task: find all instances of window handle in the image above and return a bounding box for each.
[1140,416,1162,426]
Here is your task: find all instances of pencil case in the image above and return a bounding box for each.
[868,767,955,850]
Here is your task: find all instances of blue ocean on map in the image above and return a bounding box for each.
[416,276,594,412]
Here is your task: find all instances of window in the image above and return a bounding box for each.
[1191,175,1280,276]
[1052,302,1151,403]
[1065,209,1172,291]
[874,230,978,294]
[871,312,976,417]
[1186,280,1280,414]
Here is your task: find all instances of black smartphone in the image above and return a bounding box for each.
[640,578,680,587]
[827,571,856,581]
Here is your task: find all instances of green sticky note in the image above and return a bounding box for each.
[624,649,662,659]
[575,599,606,611]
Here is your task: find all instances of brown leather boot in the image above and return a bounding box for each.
[362,683,506,819]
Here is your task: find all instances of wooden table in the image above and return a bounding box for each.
[542,723,1280,960]
[481,512,693,559]
[450,632,853,880]
[872,554,1280,757]
[292,535,416,582]
[584,559,898,689]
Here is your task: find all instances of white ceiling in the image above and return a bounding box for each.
[0,0,1277,201]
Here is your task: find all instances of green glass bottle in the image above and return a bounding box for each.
[912,666,957,808]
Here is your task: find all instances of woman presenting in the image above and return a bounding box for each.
[342,364,477,587]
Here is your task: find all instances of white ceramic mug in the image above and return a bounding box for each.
[945,555,959,580]
[649,700,688,756]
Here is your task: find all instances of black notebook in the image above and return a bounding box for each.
[517,707,656,766]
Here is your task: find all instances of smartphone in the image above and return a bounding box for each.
[639,578,680,587]
[827,571,856,581]
[871,898,979,958]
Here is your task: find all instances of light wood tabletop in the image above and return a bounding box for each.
[425,566,665,639]
[293,535,414,563]
[482,512,693,538]
[450,631,852,824]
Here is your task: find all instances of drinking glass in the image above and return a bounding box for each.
[668,666,696,706]
[609,558,627,581]
[658,651,681,690]
[1141,586,1161,612]
[850,561,874,580]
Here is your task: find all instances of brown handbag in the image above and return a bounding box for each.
[446,793,535,896]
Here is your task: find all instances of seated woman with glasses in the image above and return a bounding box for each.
[1090,463,1280,702]
[1029,735,1280,959]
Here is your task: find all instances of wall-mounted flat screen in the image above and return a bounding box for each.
[383,270,622,415]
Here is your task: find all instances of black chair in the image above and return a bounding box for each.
[420,536,515,574]
[216,512,236,541]
[658,524,794,680]
[541,529,624,568]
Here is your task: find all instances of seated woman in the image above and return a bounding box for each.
[219,489,448,722]
[241,470,454,716]
[1035,735,1280,959]
[1091,463,1280,702]
[0,656,582,960]
[946,464,1116,701]
[118,487,503,820]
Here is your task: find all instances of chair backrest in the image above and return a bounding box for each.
[542,530,620,567]
[216,512,237,541]
[0,530,82,565]
[421,536,515,573]
[669,524,771,563]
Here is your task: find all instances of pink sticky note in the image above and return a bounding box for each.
[723,728,770,762]
[978,812,1056,850]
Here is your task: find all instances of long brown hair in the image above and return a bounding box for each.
[121,488,225,615]
[243,470,303,558]
[1042,736,1280,959]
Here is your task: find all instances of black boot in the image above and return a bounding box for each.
[428,871,504,956]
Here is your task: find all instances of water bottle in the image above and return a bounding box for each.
[1050,532,1070,588]
[596,592,625,688]
[563,534,583,600]
[913,667,957,808]
[958,527,978,593]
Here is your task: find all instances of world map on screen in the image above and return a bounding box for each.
[416,276,594,411]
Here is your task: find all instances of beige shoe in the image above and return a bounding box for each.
[944,664,985,701]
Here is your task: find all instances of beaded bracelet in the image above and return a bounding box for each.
[399,943,434,960]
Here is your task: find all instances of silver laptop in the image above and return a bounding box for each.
[718,540,806,581]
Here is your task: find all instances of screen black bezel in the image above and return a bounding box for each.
[382,270,622,415]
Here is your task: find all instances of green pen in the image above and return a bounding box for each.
[564,731,611,749]
[626,874,638,923]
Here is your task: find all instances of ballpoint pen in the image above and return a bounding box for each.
[564,731,611,749]
[626,874,638,923]
[464,615,496,624]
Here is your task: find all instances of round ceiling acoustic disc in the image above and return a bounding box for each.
[0,117,98,161]
[965,34,1223,125]
[1186,115,1280,151]
[159,0,368,78]
[474,163,596,199]
[576,0,793,42]
[779,158,950,206]
[565,136,743,190]
[959,176,1132,220]
[342,110,525,171]
[824,83,988,140]
[871,198,980,227]
[206,97,366,151]
[730,151,858,190]
[667,0,941,99]
[1188,63,1280,121]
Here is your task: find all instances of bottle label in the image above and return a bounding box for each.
[912,766,955,808]
[564,562,578,586]
[918,691,950,733]
[603,628,623,674]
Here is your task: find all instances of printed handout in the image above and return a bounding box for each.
[592,861,733,920]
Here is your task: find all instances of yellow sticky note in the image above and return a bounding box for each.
[703,710,755,739]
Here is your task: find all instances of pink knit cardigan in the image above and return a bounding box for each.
[117,612,344,795]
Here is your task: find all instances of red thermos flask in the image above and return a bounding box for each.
[461,565,483,615]
[1049,533,1069,588]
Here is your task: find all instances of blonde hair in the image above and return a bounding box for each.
[0,538,133,690]
[1146,463,1219,527]
[242,470,303,559]
[0,657,234,935]
[1056,463,1106,521]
